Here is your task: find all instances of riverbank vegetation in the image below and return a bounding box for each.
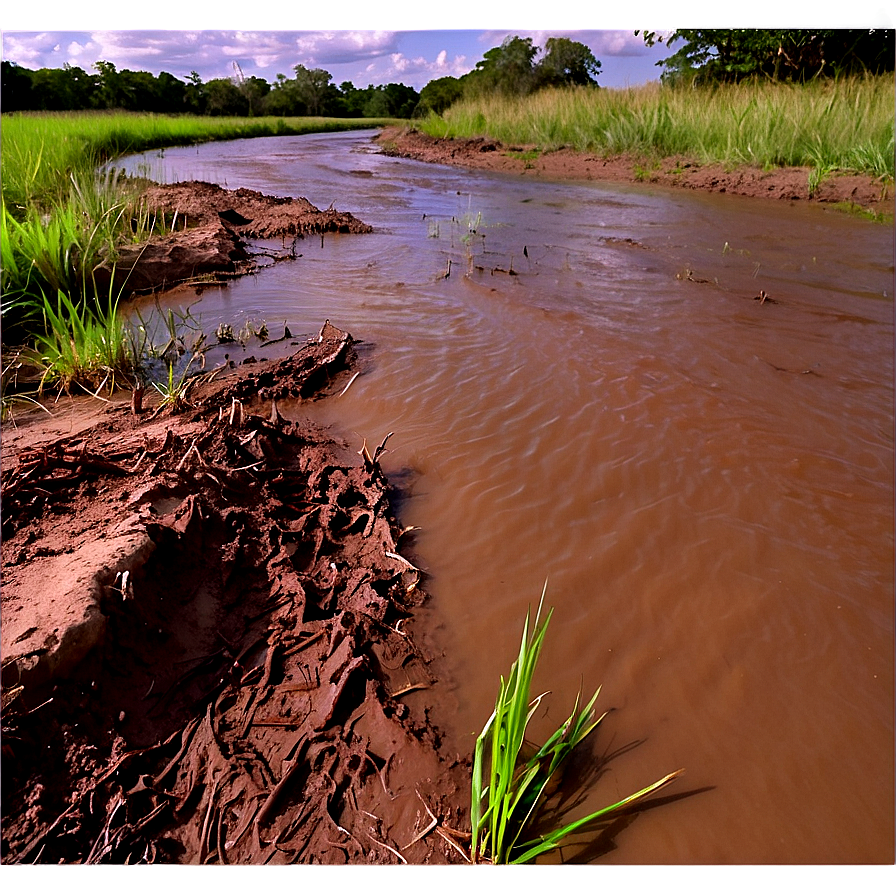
[419,75,895,181]
[3,29,892,400]
[0,113,394,358]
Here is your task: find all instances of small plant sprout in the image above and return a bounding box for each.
[470,582,684,864]
[151,357,195,413]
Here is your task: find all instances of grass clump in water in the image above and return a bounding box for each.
[471,584,683,864]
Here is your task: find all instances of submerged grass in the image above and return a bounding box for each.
[472,584,683,864]
[421,76,895,180]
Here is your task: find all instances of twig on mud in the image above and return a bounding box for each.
[365,833,407,864]
[217,809,230,865]
[282,628,326,657]
[15,796,80,862]
[325,808,365,852]
[402,813,439,850]
[437,827,472,861]
[374,431,394,463]
[230,460,264,472]
[229,397,244,427]
[414,789,472,862]
[152,717,201,788]
[258,641,279,690]
[224,795,262,851]
[385,550,420,572]
[255,739,307,829]
[364,751,394,800]
[199,775,221,864]
[389,682,430,698]
[175,438,200,471]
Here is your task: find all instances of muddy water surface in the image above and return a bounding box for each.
[120,131,894,863]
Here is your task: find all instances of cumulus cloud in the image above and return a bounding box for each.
[479,29,658,59]
[356,49,470,88]
[2,28,660,88]
[293,31,399,65]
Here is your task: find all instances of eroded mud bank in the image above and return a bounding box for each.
[1,324,469,864]
[378,126,894,215]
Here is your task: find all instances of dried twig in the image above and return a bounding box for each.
[365,833,407,864]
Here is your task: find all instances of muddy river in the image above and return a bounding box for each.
[118,130,894,864]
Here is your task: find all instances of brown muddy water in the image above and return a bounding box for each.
[118,130,894,864]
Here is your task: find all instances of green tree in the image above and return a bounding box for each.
[29,64,95,110]
[184,71,205,114]
[1,60,35,111]
[94,60,125,107]
[639,29,894,84]
[337,81,367,117]
[416,75,464,115]
[204,77,249,115]
[536,37,602,88]
[292,65,336,115]
[469,36,538,96]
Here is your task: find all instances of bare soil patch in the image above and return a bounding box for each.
[378,127,894,217]
[1,323,470,865]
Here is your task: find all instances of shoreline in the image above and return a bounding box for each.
[0,182,470,865]
[376,126,894,219]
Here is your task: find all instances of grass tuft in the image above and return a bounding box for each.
[471,582,683,864]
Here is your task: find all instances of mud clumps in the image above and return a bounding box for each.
[93,180,374,298]
[1,323,470,865]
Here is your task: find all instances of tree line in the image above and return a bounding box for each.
[0,58,422,118]
[0,35,602,117]
[2,31,891,118]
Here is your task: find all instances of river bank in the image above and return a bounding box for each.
[377,126,894,218]
[3,128,892,865]
[0,181,471,864]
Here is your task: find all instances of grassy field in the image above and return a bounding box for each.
[2,112,396,211]
[420,76,895,180]
[0,112,398,406]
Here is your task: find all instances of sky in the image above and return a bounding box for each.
[1,28,668,90]
[4,4,889,93]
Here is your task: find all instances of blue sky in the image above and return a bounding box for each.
[2,6,890,91]
[1,27,667,91]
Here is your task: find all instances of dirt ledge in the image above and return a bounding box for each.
[1,323,469,865]
[92,180,374,298]
[377,126,894,217]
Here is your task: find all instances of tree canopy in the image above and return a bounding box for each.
[462,35,601,97]
[639,29,895,84]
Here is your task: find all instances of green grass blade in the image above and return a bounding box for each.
[509,768,685,864]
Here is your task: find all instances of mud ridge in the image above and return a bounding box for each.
[93,180,374,298]
[1,322,469,865]
[377,126,894,215]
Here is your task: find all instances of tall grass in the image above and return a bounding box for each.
[421,76,895,179]
[2,112,399,212]
[0,112,398,384]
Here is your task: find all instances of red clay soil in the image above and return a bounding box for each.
[92,181,372,298]
[1,323,471,865]
[377,126,894,216]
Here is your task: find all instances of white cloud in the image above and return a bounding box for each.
[293,31,399,66]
